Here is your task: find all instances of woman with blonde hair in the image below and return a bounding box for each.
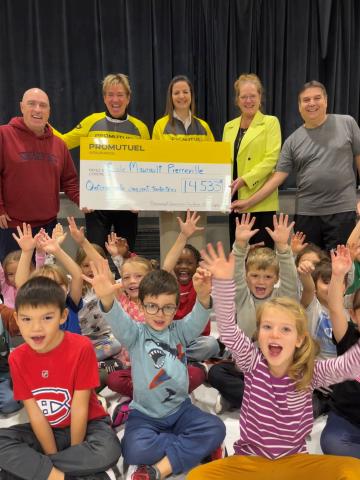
[224,73,281,248]
[54,73,150,251]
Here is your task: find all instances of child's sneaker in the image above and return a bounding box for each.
[127,465,159,480]
[112,400,130,427]
[98,358,123,373]
[65,468,116,479]
[209,443,228,461]
[201,442,228,463]
[104,468,117,480]
[97,394,108,412]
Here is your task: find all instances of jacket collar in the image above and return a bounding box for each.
[237,110,265,151]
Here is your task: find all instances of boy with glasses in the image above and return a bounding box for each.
[83,261,225,480]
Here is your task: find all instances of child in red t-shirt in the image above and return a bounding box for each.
[163,210,220,361]
[0,276,121,480]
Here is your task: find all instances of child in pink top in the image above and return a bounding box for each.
[188,241,360,480]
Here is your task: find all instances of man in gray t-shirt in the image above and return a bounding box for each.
[231,80,360,250]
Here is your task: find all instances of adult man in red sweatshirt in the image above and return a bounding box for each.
[0,88,79,261]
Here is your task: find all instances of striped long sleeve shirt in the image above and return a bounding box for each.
[212,278,360,459]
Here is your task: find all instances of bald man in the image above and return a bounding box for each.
[0,88,79,261]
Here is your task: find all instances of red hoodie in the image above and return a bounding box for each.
[0,117,79,227]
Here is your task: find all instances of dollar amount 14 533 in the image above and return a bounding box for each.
[181,179,223,193]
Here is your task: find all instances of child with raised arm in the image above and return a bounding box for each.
[163,209,219,360]
[320,245,360,459]
[233,212,298,337]
[187,243,360,479]
[207,213,298,413]
[103,255,208,427]
[14,223,82,334]
[0,276,121,480]
[297,258,347,360]
[67,217,121,361]
[84,260,225,480]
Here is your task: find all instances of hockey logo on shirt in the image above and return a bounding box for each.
[32,387,71,426]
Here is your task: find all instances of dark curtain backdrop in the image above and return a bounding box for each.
[1,0,360,185]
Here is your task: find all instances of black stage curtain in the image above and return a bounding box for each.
[1,0,360,182]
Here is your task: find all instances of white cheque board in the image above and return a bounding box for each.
[80,138,232,212]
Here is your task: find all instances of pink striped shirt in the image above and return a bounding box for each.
[212,279,360,459]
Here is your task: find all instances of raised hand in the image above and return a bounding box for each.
[67,216,86,245]
[105,232,120,257]
[234,213,259,248]
[331,245,352,277]
[265,213,294,252]
[177,210,204,239]
[290,231,308,255]
[12,223,36,252]
[200,242,235,280]
[105,232,129,257]
[192,267,212,305]
[297,259,315,276]
[52,223,67,245]
[82,259,121,305]
[36,232,60,255]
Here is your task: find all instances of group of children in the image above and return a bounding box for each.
[0,210,360,479]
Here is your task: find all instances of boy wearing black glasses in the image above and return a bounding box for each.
[83,261,225,480]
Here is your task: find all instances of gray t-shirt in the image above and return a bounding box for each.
[276,114,360,215]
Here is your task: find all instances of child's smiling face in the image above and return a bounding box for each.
[142,293,178,331]
[121,262,150,300]
[174,248,198,285]
[246,266,278,299]
[258,306,304,378]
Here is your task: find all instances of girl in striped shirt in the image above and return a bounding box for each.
[188,242,360,480]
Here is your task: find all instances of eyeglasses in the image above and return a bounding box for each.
[143,303,178,316]
[238,95,258,101]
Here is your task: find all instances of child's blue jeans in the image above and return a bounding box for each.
[121,397,225,474]
[0,378,22,414]
[320,410,360,459]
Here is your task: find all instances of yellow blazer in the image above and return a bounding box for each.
[222,110,281,212]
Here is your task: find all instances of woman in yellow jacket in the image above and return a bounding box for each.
[224,73,281,248]
[152,75,214,263]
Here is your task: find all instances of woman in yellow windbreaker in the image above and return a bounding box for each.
[152,75,214,263]
[54,73,150,251]
[224,74,281,248]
